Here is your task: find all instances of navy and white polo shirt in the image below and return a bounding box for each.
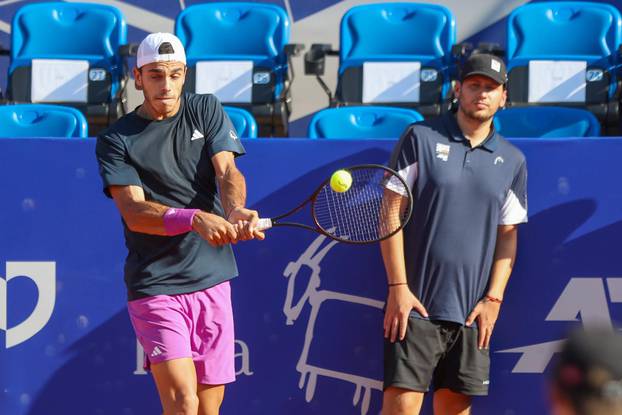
[388,113,528,325]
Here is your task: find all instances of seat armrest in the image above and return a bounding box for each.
[119,43,139,57]
[475,42,505,58]
[304,44,337,76]
[451,42,472,59]
[284,43,305,57]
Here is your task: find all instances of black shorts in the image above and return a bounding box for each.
[384,317,490,395]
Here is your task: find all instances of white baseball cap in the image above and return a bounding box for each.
[137,32,186,68]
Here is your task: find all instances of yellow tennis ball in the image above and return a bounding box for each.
[330,169,352,193]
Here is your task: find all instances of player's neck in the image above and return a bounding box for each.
[137,99,181,121]
[456,109,493,148]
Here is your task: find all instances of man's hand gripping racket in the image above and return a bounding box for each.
[256,164,413,244]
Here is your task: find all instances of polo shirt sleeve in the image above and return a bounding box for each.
[95,133,142,198]
[387,124,419,193]
[500,159,528,225]
[203,95,246,158]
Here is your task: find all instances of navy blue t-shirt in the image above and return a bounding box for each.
[95,93,245,300]
[389,113,528,325]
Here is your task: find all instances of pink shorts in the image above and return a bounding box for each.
[127,281,235,385]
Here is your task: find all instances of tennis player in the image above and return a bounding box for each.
[95,32,263,415]
[381,53,528,414]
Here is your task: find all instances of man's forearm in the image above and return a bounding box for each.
[380,230,408,285]
[111,185,203,236]
[109,186,175,235]
[217,165,247,219]
[119,200,172,235]
[487,225,518,300]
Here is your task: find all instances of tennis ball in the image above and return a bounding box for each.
[330,169,352,193]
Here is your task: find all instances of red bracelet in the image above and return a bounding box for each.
[388,282,408,287]
[484,295,503,304]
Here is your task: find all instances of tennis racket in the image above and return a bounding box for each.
[256,164,413,244]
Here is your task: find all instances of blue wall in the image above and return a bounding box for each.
[0,138,621,414]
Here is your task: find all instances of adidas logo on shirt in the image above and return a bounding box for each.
[150,346,163,358]
[190,129,204,141]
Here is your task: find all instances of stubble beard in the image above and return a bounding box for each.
[459,103,495,123]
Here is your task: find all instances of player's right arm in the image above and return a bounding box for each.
[381,124,428,342]
[109,185,238,246]
[97,129,238,246]
[380,232,428,342]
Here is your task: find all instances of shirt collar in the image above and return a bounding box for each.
[443,113,498,152]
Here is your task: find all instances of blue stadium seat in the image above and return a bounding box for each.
[505,2,622,133]
[223,106,258,138]
[308,106,423,139]
[5,2,130,134]
[305,3,456,117]
[494,106,600,138]
[176,3,303,137]
[0,104,88,138]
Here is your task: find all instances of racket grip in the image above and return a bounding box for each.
[256,218,273,231]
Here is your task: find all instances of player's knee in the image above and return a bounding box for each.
[382,387,423,415]
[433,388,471,413]
[171,390,199,414]
[198,400,223,415]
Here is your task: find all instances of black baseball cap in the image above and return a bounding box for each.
[460,53,507,85]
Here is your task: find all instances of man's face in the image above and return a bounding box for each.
[455,75,507,122]
[134,61,187,116]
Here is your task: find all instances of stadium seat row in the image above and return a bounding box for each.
[303,1,618,138]
[0,101,600,140]
[0,2,300,137]
[0,104,258,139]
[0,1,618,139]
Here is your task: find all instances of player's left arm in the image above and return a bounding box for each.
[487,224,517,300]
[211,151,264,241]
[467,156,527,348]
[466,224,517,349]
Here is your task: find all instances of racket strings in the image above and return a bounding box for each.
[313,167,410,243]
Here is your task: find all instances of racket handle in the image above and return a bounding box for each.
[256,218,273,231]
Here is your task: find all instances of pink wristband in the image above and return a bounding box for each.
[163,208,199,236]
